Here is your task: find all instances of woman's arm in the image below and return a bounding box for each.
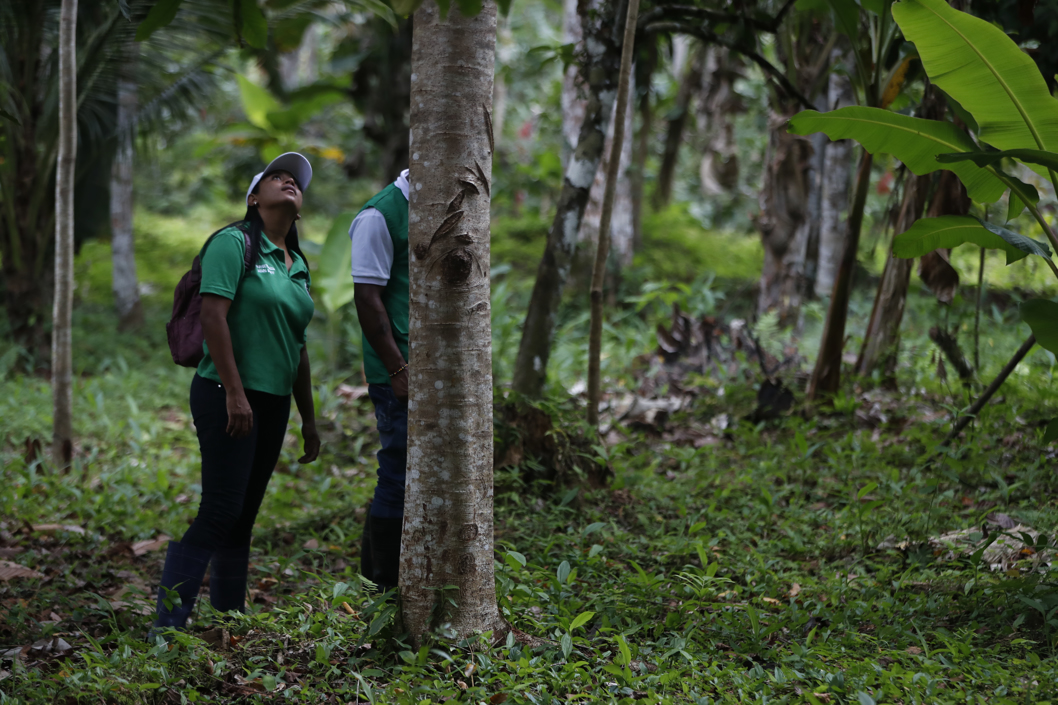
[200,294,253,438]
[292,345,320,463]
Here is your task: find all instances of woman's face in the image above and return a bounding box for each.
[251,169,303,213]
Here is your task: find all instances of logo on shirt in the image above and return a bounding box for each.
[256,262,276,275]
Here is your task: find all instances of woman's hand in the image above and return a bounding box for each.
[299,422,321,463]
[226,390,254,438]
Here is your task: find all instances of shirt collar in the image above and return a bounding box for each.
[395,169,410,200]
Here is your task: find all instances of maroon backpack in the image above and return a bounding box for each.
[166,227,253,367]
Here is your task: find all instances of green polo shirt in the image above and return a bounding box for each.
[196,225,315,396]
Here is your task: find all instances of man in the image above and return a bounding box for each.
[350,168,410,592]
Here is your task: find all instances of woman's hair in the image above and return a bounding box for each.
[206,176,306,269]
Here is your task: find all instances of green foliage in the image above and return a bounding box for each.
[787,108,1010,203]
[893,216,1051,264]
[1020,300,1058,356]
[892,0,1058,157]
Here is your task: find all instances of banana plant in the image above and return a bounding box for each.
[789,0,1058,436]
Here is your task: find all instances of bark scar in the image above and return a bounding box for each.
[483,103,494,154]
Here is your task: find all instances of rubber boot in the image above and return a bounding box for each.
[359,517,374,587]
[209,544,250,615]
[368,516,403,592]
[149,541,212,641]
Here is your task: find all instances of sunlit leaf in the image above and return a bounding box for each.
[893,0,1058,157]
[569,611,595,631]
[236,75,281,130]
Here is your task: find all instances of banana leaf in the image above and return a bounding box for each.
[788,107,1007,203]
[1020,300,1058,356]
[892,0,1058,157]
[314,213,359,315]
[937,149,1058,174]
[892,215,1051,264]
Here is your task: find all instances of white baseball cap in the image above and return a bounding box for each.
[246,152,313,202]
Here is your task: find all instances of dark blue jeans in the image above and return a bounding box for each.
[368,383,407,519]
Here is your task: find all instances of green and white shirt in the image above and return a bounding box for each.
[196,225,314,396]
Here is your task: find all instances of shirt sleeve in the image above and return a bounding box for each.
[199,229,246,300]
[350,208,393,286]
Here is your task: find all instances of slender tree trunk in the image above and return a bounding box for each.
[400,0,504,644]
[587,0,639,426]
[111,43,143,331]
[814,48,855,299]
[653,49,700,209]
[53,0,77,468]
[696,47,744,198]
[806,149,873,401]
[511,0,623,397]
[853,172,929,382]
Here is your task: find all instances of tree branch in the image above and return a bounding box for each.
[642,21,815,111]
[638,0,796,34]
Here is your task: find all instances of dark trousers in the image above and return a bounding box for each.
[182,374,290,549]
[368,383,407,519]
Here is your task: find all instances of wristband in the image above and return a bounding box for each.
[389,363,409,378]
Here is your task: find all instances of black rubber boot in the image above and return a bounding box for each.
[209,544,250,615]
[149,541,212,641]
[368,516,403,592]
[359,517,374,586]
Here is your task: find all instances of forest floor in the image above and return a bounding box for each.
[3,207,1058,704]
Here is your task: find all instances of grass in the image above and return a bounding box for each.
[2,204,1058,703]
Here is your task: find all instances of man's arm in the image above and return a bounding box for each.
[354,283,408,403]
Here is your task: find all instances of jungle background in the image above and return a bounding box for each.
[3,0,1058,702]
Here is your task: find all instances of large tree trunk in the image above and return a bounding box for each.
[400,0,505,644]
[653,48,700,209]
[53,0,78,468]
[111,43,143,332]
[853,172,929,382]
[806,149,873,400]
[756,113,813,324]
[814,48,855,299]
[631,80,651,251]
[580,75,636,269]
[696,47,744,199]
[511,0,623,397]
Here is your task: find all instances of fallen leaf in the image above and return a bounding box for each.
[131,536,170,556]
[31,524,85,535]
[341,602,355,615]
[761,596,783,606]
[302,538,319,550]
[0,547,24,559]
[906,646,923,655]
[787,583,802,598]
[489,693,508,704]
[0,561,43,581]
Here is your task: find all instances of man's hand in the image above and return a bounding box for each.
[299,422,321,463]
[225,390,254,438]
[391,369,409,405]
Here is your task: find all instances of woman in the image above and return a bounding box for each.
[151,153,321,636]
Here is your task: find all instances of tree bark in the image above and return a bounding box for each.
[853,172,929,383]
[696,47,744,199]
[53,0,78,468]
[653,48,700,209]
[400,0,505,644]
[814,48,855,299]
[588,0,640,426]
[511,0,623,397]
[111,42,143,332]
[580,75,636,269]
[806,149,873,401]
[756,112,813,325]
